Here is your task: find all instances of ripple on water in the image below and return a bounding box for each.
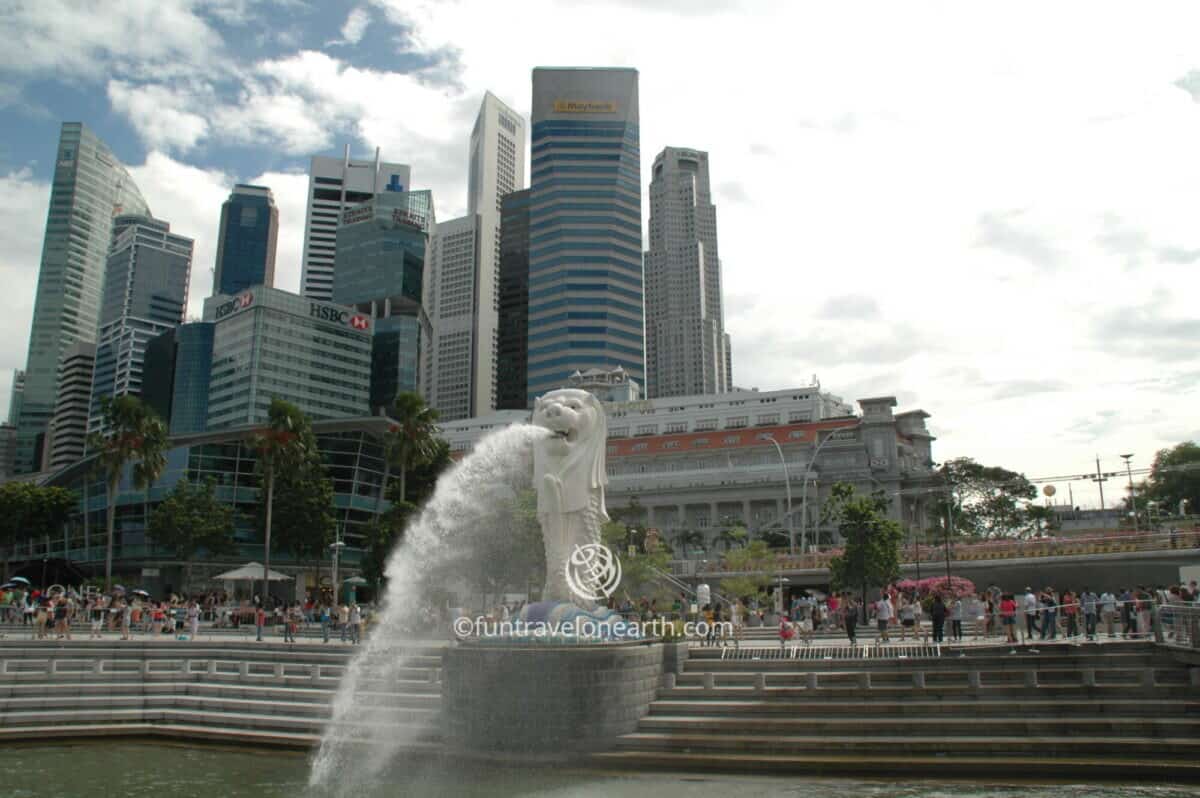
[2,744,1200,798]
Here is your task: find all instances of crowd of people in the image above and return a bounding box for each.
[1,585,372,645]
[775,579,1200,649]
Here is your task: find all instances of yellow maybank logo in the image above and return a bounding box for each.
[554,100,617,113]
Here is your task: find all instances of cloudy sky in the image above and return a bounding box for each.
[1,1,1198,506]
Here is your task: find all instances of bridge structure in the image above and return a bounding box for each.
[670,528,1200,592]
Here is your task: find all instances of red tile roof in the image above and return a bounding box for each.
[605,418,860,458]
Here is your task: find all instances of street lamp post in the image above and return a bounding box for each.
[329,528,345,605]
[943,483,954,584]
[800,432,838,556]
[1120,454,1139,532]
[763,436,795,555]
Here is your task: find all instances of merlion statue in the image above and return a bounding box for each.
[531,388,609,606]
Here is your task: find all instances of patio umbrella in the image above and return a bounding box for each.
[111,585,126,593]
[343,576,368,586]
[212,562,293,582]
[7,576,30,585]
[131,589,151,598]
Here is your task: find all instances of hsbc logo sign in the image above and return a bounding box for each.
[309,303,372,332]
[214,291,254,319]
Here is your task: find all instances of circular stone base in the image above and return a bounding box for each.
[441,641,673,755]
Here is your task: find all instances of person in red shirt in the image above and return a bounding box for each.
[255,605,267,642]
[1000,594,1018,645]
[1060,590,1079,638]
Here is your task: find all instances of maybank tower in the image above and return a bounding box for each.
[526,68,643,404]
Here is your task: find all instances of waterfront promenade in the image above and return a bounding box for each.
[1,615,1198,780]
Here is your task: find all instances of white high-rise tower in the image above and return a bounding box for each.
[300,146,411,301]
[424,92,526,420]
[644,146,730,398]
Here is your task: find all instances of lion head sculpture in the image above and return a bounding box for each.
[531,388,608,519]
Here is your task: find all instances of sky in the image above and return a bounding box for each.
[0,0,1198,508]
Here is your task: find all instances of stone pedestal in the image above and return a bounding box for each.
[442,641,682,755]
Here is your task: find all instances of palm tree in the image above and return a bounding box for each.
[378,392,439,510]
[88,395,169,589]
[252,399,310,603]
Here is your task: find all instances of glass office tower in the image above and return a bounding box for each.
[213,184,278,296]
[203,287,373,429]
[88,215,193,432]
[142,322,216,435]
[333,191,433,410]
[526,68,644,404]
[15,123,149,472]
[497,188,531,410]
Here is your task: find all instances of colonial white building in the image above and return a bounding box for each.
[438,379,936,555]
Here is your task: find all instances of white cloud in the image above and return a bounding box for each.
[0,0,223,80]
[108,81,211,152]
[3,1,1200,507]
[329,7,372,46]
[0,168,50,421]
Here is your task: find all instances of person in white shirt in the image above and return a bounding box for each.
[876,594,894,643]
[1099,591,1117,638]
[1022,588,1040,642]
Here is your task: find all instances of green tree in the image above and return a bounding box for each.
[825,482,903,611]
[252,399,321,598]
[754,525,790,549]
[602,519,673,605]
[87,395,169,588]
[1137,442,1200,521]
[672,528,706,558]
[931,458,1038,539]
[147,477,236,593]
[715,524,749,552]
[359,439,452,592]
[719,539,774,605]
[0,483,76,574]
[360,501,415,591]
[380,392,440,506]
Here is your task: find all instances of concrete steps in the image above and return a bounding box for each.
[599,641,1200,776]
[590,750,1200,780]
[0,640,445,749]
[612,731,1200,757]
[647,697,1200,718]
[636,714,1200,737]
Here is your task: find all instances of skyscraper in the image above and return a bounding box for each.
[333,190,434,411]
[46,341,95,471]
[203,287,373,429]
[424,214,485,420]
[7,370,24,425]
[300,147,411,301]
[214,184,279,296]
[644,147,731,397]
[497,188,531,410]
[527,68,643,403]
[88,215,193,432]
[14,123,149,473]
[469,91,527,218]
[424,93,527,421]
[142,322,215,435]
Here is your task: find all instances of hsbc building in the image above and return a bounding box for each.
[202,285,373,429]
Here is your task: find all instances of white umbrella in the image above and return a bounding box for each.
[343,576,368,586]
[211,562,293,582]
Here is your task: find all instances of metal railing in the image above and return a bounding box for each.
[689,528,1200,575]
[1160,603,1200,651]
